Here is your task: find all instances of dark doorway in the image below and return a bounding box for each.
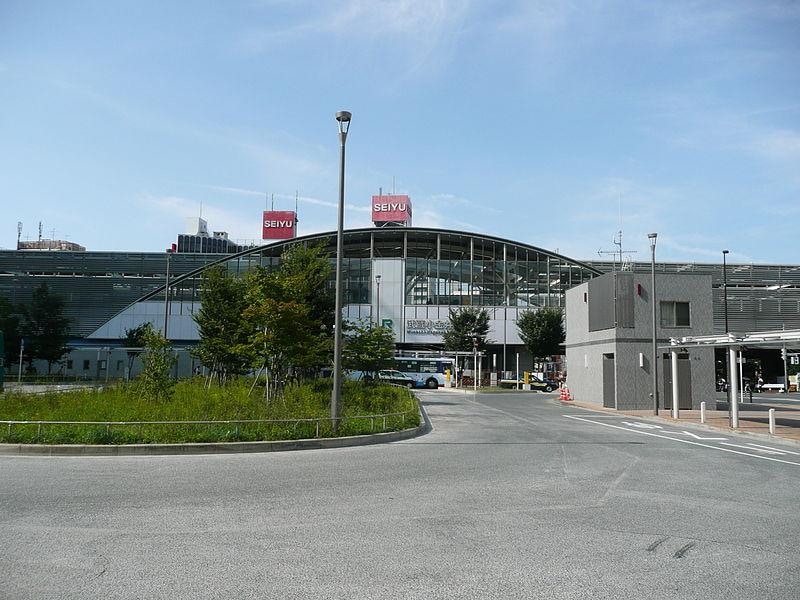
[663,353,692,410]
[602,353,616,408]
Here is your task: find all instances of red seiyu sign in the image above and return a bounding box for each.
[262,211,297,240]
[372,195,412,224]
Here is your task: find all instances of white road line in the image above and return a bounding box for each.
[680,430,727,441]
[747,442,800,456]
[621,421,663,429]
[562,414,800,467]
[720,442,784,455]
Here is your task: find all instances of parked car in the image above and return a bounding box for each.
[498,375,558,392]
[363,370,418,388]
[530,375,558,393]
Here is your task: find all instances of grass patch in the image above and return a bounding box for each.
[0,379,419,445]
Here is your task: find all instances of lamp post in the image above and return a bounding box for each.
[648,233,659,415]
[472,335,478,394]
[722,249,731,410]
[163,248,173,338]
[722,250,729,334]
[375,274,381,325]
[331,110,351,430]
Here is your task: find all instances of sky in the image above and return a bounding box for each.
[1,0,799,265]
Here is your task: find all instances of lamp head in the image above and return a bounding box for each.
[336,111,352,135]
[722,249,729,255]
[647,232,657,249]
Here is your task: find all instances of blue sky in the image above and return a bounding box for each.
[1,1,798,264]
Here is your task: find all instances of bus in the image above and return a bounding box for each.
[394,356,456,389]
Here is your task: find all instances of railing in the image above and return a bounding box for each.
[2,383,107,395]
[0,409,419,444]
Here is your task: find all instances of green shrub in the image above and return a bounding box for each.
[0,378,419,444]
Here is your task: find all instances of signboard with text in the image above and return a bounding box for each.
[262,211,297,240]
[372,195,412,225]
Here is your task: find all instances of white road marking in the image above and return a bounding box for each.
[680,430,727,441]
[562,414,800,467]
[721,442,784,455]
[747,442,800,456]
[620,421,663,429]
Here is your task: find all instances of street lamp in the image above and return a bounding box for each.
[375,274,381,325]
[722,250,729,334]
[648,233,659,415]
[164,248,174,338]
[722,249,731,408]
[472,335,478,393]
[331,110,351,430]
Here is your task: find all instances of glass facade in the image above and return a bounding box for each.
[3,228,799,342]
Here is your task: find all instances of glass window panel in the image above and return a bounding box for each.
[675,301,690,326]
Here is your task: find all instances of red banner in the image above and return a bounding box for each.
[372,195,412,224]
[262,211,297,239]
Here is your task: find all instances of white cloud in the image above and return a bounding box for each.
[238,0,472,80]
[196,183,371,213]
[752,129,800,163]
[139,194,263,241]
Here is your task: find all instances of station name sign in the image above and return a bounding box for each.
[262,210,297,240]
[406,319,450,336]
[372,194,412,225]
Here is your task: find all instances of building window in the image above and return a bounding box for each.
[117,360,124,372]
[66,360,73,370]
[99,360,107,370]
[660,301,690,327]
[83,360,91,370]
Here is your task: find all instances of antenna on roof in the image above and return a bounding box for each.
[17,222,22,244]
[392,176,396,195]
[38,221,42,242]
[295,190,299,222]
[271,193,274,211]
[199,200,203,219]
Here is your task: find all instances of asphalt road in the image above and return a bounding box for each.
[2,390,799,599]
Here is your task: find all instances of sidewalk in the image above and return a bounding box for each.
[563,398,800,445]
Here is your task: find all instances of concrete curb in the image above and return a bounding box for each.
[0,403,432,458]
[558,399,800,448]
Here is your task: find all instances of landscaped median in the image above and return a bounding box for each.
[0,379,423,453]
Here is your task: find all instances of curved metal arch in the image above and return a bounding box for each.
[109,227,602,325]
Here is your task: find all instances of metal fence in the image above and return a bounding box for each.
[0,409,418,443]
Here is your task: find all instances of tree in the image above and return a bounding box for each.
[343,321,396,379]
[192,264,250,385]
[0,297,21,368]
[121,323,149,381]
[241,244,334,399]
[517,307,565,372]
[442,307,491,352]
[137,323,177,401]
[19,283,70,374]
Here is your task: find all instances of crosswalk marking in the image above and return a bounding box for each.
[721,442,784,455]
[562,414,800,467]
[746,442,800,456]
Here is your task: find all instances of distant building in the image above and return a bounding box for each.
[176,218,242,254]
[17,239,86,252]
[565,271,715,410]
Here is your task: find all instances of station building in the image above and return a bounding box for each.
[2,217,799,384]
[566,271,716,410]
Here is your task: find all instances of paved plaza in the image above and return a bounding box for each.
[1,390,799,599]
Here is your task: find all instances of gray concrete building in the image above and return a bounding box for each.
[565,271,715,410]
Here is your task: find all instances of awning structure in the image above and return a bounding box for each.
[659,329,800,428]
[664,329,800,350]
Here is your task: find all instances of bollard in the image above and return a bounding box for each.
[769,408,775,435]
[700,401,706,424]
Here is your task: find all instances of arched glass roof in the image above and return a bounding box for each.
[130,227,601,310]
